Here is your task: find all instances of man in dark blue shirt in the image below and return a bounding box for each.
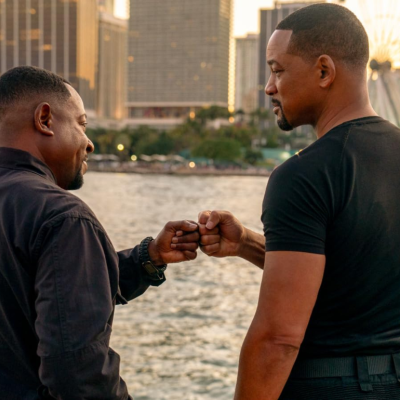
[0,66,200,399]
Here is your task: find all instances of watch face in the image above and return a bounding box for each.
[144,261,158,275]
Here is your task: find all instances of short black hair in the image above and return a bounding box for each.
[0,66,71,116]
[276,3,369,69]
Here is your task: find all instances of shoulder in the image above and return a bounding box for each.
[268,127,346,190]
[263,125,353,224]
[10,172,101,230]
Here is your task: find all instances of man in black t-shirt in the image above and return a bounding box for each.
[173,3,400,400]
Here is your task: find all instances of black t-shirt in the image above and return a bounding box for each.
[262,116,400,358]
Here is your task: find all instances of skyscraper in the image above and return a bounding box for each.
[126,0,232,129]
[97,5,128,122]
[0,0,98,112]
[98,0,115,14]
[235,33,259,113]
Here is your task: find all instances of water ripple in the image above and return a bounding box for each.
[75,172,268,399]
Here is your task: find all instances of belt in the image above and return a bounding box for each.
[291,353,400,393]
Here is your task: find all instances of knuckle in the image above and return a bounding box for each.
[165,221,174,229]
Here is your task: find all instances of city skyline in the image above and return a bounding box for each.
[2,0,400,125]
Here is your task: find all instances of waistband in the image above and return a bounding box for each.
[291,353,400,392]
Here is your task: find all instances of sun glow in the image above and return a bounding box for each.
[114,0,129,20]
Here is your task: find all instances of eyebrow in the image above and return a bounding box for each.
[267,59,280,66]
[78,114,87,119]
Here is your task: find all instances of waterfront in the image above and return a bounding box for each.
[75,172,268,400]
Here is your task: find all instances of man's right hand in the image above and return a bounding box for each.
[197,210,246,258]
[171,210,266,268]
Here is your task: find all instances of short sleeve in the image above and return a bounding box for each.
[261,158,333,254]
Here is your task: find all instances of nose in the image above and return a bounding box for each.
[86,138,95,154]
[265,74,277,96]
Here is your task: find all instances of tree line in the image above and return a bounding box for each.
[87,106,314,166]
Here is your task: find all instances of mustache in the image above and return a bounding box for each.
[271,99,282,108]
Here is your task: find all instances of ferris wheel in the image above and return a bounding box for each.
[345,0,400,125]
[345,0,400,68]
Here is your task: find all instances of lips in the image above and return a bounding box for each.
[272,100,281,115]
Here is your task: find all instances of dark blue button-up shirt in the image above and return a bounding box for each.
[0,147,152,399]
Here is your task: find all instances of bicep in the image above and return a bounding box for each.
[262,165,331,254]
[250,251,325,345]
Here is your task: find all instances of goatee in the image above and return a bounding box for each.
[67,168,84,190]
[277,108,293,131]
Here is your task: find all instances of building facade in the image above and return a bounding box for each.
[0,0,98,112]
[235,33,258,113]
[126,0,232,129]
[97,10,127,122]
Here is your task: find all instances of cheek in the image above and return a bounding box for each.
[282,83,307,109]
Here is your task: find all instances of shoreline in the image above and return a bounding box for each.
[87,164,272,177]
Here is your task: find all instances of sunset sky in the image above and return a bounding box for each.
[233,0,275,36]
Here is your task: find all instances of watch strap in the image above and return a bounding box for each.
[139,237,167,282]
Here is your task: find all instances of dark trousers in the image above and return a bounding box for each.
[279,354,400,400]
[280,374,400,399]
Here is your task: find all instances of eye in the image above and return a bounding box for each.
[272,70,283,76]
[80,122,88,130]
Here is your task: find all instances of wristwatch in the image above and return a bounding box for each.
[139,236,167,282]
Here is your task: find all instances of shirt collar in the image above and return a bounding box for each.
[0,147,57,184]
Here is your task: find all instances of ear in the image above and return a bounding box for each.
[34,103,54,136]
[316,55,336,89]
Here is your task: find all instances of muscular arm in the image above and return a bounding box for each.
[234,251,325,400]
[237,227,265,269]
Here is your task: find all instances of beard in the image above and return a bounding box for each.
[67,167,84,190]
[274,101,293,131]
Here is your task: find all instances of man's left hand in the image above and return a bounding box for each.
[149,220,200,264]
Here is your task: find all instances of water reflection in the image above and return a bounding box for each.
[75,172,268,400]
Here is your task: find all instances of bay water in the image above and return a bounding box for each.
[75,172,269,400]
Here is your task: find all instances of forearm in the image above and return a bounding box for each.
[234,333,299,400]
[118,246,152,301]
[237,228,266,269]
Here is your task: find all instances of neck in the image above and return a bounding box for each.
[0,130,46,164]
[314,82,377,139]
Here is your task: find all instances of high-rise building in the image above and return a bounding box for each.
[235,33,258,113]
[258,1,324,110]
[0,0,98,113]
[126,0,232,129]
[97,8,128,122]
[98,0,115,14]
